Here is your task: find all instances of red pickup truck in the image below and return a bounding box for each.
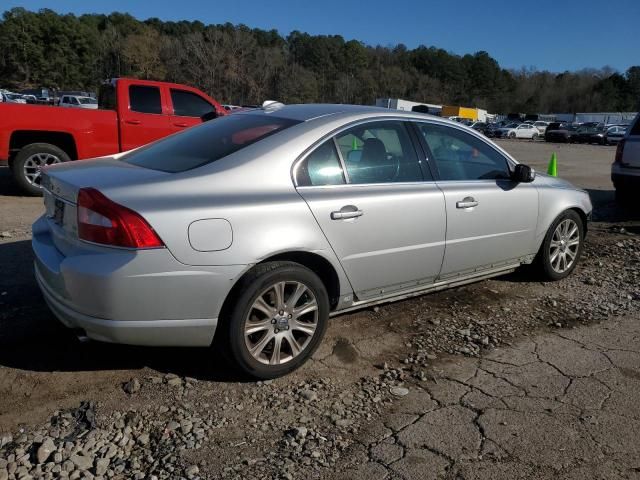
[0,78,226,195]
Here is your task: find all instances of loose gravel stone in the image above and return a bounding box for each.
[36,438,55,464]
[123,378,141,394]
[390,386,410,397]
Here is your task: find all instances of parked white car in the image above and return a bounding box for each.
[533,121,550,134]
[59,95,98,109]
[495,123,540,140]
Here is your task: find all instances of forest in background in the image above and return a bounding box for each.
[0,7,639,113]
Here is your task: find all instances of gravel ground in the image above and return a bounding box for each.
[1,140,639,479]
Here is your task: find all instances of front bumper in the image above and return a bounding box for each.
[33,215,247,346]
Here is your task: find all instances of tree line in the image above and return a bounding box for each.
[0,7,638,114]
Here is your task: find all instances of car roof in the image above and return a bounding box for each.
[235,103,437,123]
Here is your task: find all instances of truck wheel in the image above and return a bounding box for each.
[12,143,70,196]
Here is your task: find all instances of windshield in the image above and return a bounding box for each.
[123,113,301,173]
[79,97,97,104]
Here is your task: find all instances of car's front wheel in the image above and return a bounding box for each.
[224,261,329,379]
[535,210,584,281]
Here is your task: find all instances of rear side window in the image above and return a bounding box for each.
[297,140,345,186]
[335,121,426,184]
[123,114,300,173]
[129,85,162,114]
[171,89,214,117]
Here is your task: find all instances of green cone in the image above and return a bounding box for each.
[547,152,558,176]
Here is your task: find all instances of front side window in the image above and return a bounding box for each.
[171,89,214,117]
[123,113,300,173]
[129,85,162,114]
[417,123,511,181]
[296,140,345,187]
[335,121,425,184]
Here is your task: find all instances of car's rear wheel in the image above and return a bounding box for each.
[12,143,70,196]
[535,210,584,281]
[224,261,329,379]
[532,133,539,141]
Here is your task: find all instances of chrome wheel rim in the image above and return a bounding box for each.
[549,219,580,274]
[23,153,61,186]
[244,281,319,365]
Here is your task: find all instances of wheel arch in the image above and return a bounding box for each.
[9,130,78,161]
[218,251,343,326]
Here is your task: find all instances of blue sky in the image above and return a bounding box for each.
[4,0,639,72]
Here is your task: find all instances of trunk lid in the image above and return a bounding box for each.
[40,158,169,255]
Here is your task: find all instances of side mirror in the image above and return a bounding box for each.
[201,110,218,122]
[512,164,535,183]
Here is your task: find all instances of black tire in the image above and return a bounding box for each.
[12,143,70,196]
[534,210,584,281]
[532,133,539,141]
[509,132,516,139]
[222,261,330,379]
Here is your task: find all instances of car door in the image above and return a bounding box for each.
[295,120,446,300]
[415,121,538,279]
[119,84,173,152]
[168,88,217,133]
[516,125,530,138]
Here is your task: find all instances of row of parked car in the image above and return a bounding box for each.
[0,89,98,109]
[458,118,628,145]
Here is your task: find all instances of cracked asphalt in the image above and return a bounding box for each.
[332,316,640,480]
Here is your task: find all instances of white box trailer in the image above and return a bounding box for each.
[376,98,442,115]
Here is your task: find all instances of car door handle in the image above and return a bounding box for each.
[125,119,141,125]
[331,207,363,220]
[173,122,189,128]
[456,197,479,209]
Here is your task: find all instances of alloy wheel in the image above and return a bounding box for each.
[244,281,319,365]
[23,153,61,186]
[549,219,580,274]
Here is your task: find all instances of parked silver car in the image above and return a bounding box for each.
[33,104,592,378]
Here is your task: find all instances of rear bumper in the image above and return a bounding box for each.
[36,266,217,346]
[32,215,247,346]
[612,164,640,190]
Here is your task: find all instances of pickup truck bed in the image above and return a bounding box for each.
[0,77,226,195]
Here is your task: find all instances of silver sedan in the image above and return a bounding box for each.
[33,104,592,378]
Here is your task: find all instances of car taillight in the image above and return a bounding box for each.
[614,138,626,164]
[77,188,164,249]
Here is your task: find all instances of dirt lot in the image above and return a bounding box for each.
[0,140,639,479]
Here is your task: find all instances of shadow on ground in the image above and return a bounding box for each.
[586,188,640,223]
[0,239,247,382]
[0,165,27,197]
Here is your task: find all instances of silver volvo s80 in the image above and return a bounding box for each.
[33,104,592,378]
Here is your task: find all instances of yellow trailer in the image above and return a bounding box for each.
[441,105,478,121]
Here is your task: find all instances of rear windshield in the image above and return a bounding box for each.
[123,114,301,173]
